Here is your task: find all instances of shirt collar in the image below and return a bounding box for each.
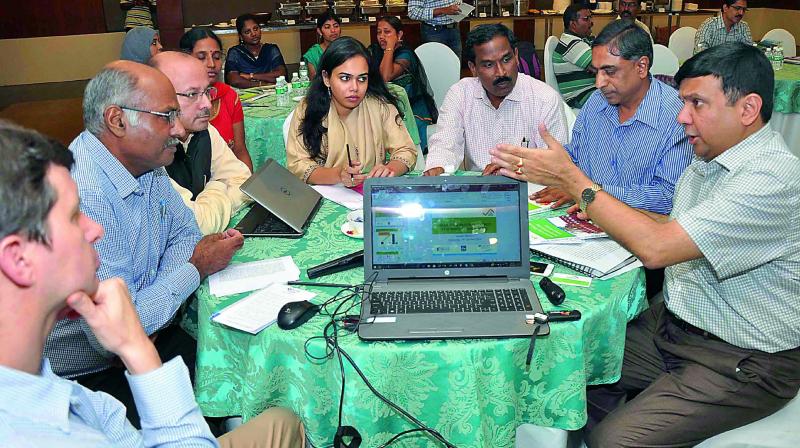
[0,359,74,431]
[599,76,661,129]
[712,124,774,171]
[79,131,142,199]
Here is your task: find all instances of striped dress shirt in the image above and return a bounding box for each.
[666,124,800,353]
[44,131,202,378]
[566,78,693,214]
[553,32,597,108]
[426,75,569,172]
[695,15,753,53]
[408,0,458,25]
[0,358,216,447]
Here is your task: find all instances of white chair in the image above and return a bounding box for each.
[763,28,797,57]
[696,392,800,448]
[544,35,560,92]
[651,44,680,77]
[563,102,577,143]
[668,26,697,64]
[415,42,460,109]
[281,108,295,146]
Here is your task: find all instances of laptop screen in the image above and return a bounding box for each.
[368,181,523,270]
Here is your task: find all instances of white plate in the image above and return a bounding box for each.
[347,209,363,223]
[292,95,304,102]
[341,221,363,239]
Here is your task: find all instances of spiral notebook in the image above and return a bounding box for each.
[530,238,637,278]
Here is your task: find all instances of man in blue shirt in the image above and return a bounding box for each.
[43,61,244,427]
[0,121,305,447]
[532,20,692,216]
[408,0,463,58]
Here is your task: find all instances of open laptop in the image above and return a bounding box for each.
[358,176,549,341]
[234,158,322,238]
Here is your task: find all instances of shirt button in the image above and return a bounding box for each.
[150,269,157,277]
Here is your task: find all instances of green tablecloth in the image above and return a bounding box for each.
[774,63,800,114]
[189,181,648,447]
[241,84,421,171]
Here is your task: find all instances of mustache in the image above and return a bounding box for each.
[493,76,512,86]
[197,108,211,119]
[163,138,181,149]
[621,11,633,17]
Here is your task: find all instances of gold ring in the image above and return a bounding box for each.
[516,158,524,168]
[515,167,524,175]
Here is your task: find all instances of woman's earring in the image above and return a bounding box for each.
[328,86,332,96]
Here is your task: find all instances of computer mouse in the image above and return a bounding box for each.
[277,300,320,330]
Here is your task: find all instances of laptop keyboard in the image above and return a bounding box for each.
[368,289,532,315]
[252,214,296,234]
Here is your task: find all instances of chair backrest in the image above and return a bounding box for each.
[668,26,697,64]
[543,35,560,91]
[414,42,461,109]
[562,101,576,144]
[282,108,295,147]
[763,28,797,58]
[652,44,680,76]
[517,41,542,80]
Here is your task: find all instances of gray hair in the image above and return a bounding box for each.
[82,67,143,136]
[0,120,74,245]
[593,20,653,69]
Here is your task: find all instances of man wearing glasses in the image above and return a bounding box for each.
[44,60,244,427]
[695,0,752,53]
[150,52,252,235]
[554,4,598,108]
[617,0,652,40]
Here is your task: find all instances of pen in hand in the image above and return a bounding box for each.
[346,143,355,184]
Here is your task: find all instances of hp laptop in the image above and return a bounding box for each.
[358,176,549,340]
[234,158,322,238]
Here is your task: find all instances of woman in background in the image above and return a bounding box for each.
[120,26,162,64]
[286,37,416,185]
[370,16,438,153]
[180,27,253,171]
[303,11,342,80]
[225,13,287,88]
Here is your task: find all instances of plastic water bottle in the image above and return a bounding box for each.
[290,72,301,96]
[298,61,310,94]
[275,76,289,107]
[776,45,784,71]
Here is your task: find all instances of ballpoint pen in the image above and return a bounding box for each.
[346,143,354,184]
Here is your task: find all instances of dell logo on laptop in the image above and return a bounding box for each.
[280,186,291,196]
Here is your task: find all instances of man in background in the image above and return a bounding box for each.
[554,4,597,108]
[695,0,753,52]
[409,0,464,58]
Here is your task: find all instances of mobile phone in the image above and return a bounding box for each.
[530,262,554,277]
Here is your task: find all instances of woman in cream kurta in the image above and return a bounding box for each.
[286,96,417,183]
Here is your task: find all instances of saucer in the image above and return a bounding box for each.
[341,221,363,239]
[347,209,363,223]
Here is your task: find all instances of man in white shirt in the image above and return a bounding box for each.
[424,24,568,176]
[0,121,305,447]
[151,52,252,235]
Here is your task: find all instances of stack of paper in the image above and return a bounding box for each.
[209,256,300,297]
[529,213,607,245]
[311,184,363,210]
[210,284,316,334]
[531,238,641,279]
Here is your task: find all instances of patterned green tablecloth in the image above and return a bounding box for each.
[189,179,648,447]
[774,63,800,114]
[241,84,421,171]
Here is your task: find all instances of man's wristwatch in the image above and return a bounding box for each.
[580,182,602,212]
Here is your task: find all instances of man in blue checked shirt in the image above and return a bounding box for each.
[0,122,305,447]
[42,61,245,428]
[532,20,692,216]
[408,0,464,58]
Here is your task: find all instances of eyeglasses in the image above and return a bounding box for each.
[620,1,638,8]
[730,5,748,12]
[577,15,593,21]
[119,106,181,126]
[176,86,218,102]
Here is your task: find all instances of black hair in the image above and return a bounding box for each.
[563,4,589,30]
[316,10,342,29]
[592,19,653,69]
[236,13,258,36]
[299,37,403,159]
[723,0,740,10]
[179,27,224,52]
[0,120,75,244]
[675,42,772,123]
[464,24,518,64]
[377,15,403,33]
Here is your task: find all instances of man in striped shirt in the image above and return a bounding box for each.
[533,21,693,215]
[491,42,800,448]
[695,0,753,53]
[554,4,597,108]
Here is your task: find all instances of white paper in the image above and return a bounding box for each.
[452,3,475,22]
[598,259,644,281]
[210,284,316,334]
[311,184,363,210]
[532,238,636,276]
[209,256,300,297]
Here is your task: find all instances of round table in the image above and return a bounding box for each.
[772,63,800,157]
[184,178,648,448]
[241,84,421,171]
